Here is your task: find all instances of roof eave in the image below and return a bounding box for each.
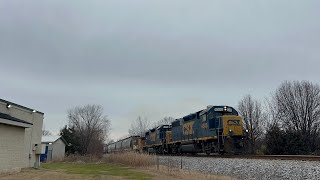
[0,118,32,128]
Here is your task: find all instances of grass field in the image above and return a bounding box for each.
[0,163,152,180]
[43,162,152,180]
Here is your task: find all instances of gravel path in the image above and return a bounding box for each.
[158,156,320,179]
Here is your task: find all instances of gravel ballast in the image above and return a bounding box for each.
[158,155,320,179]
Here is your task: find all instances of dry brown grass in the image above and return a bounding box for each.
[104,152,237,180]
[104,152,156,167]
[63,154,103,163]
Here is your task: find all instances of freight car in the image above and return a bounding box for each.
[106,136,145,153]
[107,142,116,153]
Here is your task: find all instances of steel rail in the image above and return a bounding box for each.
[158,154,320,161]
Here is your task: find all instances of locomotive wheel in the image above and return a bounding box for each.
[204,143,211,155]
[172,145,178,154]
[159,147,164,154]
[178,145,182,154]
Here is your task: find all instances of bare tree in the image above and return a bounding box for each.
[273,80,320,152]
[42,123,52,136]
[128,116,150,137]
[159,116,175,125]
[42,130,52,136]
[152,116,175,128]
[238,94,267,152]
[265,97,280,129]
[68,104,111,155]
[107,139,115,144]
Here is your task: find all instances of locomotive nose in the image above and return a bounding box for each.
[223,116,243,136]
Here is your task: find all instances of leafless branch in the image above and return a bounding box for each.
[68,104,111,155]
[128,115,150,137]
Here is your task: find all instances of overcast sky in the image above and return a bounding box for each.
[0,0,319,140]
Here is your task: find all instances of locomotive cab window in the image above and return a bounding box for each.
[227,120,240,125]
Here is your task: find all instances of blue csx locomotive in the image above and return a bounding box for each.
[107,105,245,155]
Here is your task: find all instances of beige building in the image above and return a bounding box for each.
[0,99,44,173]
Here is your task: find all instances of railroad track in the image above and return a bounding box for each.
[239,155,320,161]
[159,153,320,161]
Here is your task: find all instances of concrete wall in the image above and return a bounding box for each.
[52,139,66,161]
[0,100,43,173]
[0,124,25,173]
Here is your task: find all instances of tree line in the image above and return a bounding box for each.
[239,80,320,155]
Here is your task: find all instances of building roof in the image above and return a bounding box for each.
[0,98,44,115]
[0,112,33,128]
[42,135,68,145]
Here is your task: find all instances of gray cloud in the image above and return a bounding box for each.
[1,0,319,139]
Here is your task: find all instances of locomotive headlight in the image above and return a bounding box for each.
[229,129,232,132]
[245,129,249,133]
